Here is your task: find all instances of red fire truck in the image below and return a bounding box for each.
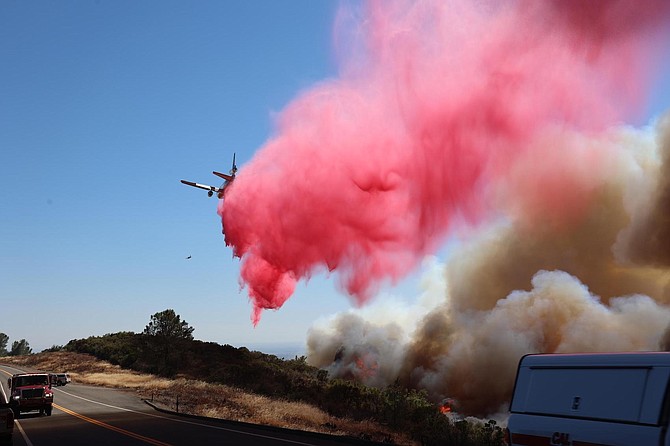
[7,373,53,417]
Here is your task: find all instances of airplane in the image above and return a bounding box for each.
[180,153,238,199]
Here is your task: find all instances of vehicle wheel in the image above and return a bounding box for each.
[45,405,52,416]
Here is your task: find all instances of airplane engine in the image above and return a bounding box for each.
[208,190,213,197]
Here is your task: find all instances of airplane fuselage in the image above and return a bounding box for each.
[180,153,237,199]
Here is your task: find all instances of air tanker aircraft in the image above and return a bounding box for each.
[181,153,237,199]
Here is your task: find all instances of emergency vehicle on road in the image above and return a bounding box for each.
[7,373,53,417]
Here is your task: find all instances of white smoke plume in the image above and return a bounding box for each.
[307,256,445,388]
[307,115,670,417]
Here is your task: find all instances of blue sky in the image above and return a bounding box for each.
[2,1,669,354]
[0,0,357,353]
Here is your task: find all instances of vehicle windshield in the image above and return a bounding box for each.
[15,375,48,386]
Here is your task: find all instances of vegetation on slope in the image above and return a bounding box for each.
[59,332,506,445]
[1,311,507,445]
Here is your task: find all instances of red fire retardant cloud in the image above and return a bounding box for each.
[219,0,670,324]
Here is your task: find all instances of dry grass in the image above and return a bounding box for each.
[0,351,173,389]
[1,352,414,444]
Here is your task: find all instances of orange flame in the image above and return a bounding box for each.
[439,404,452,414]
[439,398,458,415]
[354,352,379,380]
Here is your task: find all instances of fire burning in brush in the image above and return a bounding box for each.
[332,346,382,384]
[439,398,458,415]
[354,352,380,381]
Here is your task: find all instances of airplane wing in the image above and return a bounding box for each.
[180,180,220,193]
[213,171,234,181]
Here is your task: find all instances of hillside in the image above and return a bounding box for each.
[2,333,507,445]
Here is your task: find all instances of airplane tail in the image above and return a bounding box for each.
[214,153,237,180]
[230,153,237,176]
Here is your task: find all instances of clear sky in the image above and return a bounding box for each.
[0,0,356,353]
[2,1,669,354]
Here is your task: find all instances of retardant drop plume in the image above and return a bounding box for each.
[220,0,670,324]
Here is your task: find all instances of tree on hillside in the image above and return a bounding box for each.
[143,309,194,374]
[143,309,194,340]
[0,333,8,356]
[9,339,32,356]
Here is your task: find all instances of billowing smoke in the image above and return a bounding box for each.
[221,0,670,323]
[307,256,446,387]
[307,116,670,417]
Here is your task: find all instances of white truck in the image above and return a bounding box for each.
[507,352,670,446]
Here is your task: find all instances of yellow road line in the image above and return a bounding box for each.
[53,403,172,446]
[1,367,170,446]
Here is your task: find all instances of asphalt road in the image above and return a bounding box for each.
[0,364,377,446]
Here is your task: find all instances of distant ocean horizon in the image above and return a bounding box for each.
[242,342,306,360]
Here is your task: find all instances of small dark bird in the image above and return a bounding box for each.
[186,255,192,260]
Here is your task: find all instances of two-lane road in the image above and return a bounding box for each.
[0,364,375,445]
